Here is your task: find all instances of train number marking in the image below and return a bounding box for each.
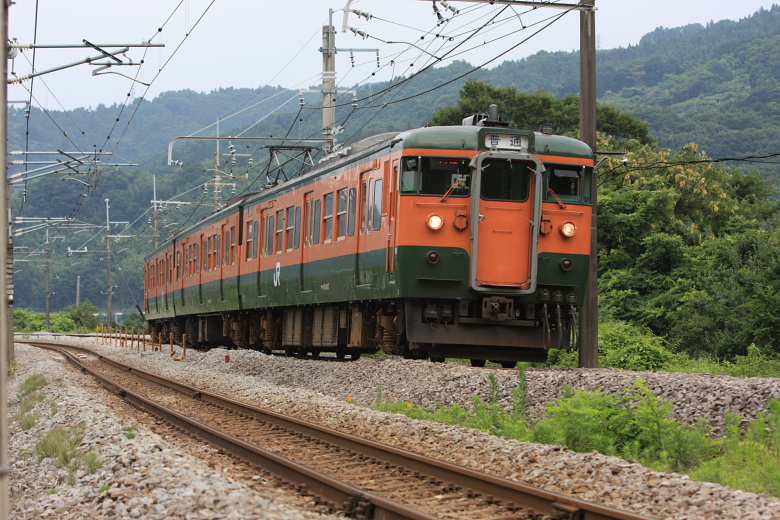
[320,283,330,291]
[273,262,281,287]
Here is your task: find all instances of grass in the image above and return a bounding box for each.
[15,374,50,432]
[33,424,102,483]
[19,373,48,397]
[122,425,137,440]
[368,366,780,497]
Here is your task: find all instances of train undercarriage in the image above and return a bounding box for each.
[148,295,578,366]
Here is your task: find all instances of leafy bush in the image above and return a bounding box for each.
[599,321,674,371]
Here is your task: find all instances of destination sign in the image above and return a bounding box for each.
[484,133,528,151]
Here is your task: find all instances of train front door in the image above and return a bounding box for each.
[470,152,543,293]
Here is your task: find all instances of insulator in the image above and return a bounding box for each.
[248,158,253,166]
[299,95,305,107]
[352,93,358,108]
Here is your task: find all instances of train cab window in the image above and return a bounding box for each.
[253,221,259,258]
[294,206,302,249]
[347,187,356,236]
[215,235,220,268]
[246,221,254,260]
[336,188,347,240]
[313,199,321,244]
[266,215,274,255]
[276,210,284,253]
[545,164,584,203]
[480,159,529,202]
[323,193,334,243]
[401,156,471,197]
[285,207,294,251]
[372,179,383,231]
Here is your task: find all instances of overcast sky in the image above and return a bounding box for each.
[7,0,779,112]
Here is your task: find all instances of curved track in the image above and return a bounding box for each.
[23,340,655,520]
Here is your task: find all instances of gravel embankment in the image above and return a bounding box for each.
[13,334,780,519]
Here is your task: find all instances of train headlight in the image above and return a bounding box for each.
[560,221,576,237]
[427,214,444,230]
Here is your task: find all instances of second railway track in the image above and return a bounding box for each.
[25,340,653,520]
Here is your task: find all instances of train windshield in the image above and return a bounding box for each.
[480,159,530,202]
[400,156,471,197]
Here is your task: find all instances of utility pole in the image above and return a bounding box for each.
[76,275,80,306]
[578,0,598,368]
[44,229,50,331]
[322,11,337,148]
[105,199,112,332]
[0,1,10,516]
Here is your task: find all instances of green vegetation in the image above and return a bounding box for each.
[122,425,138,440]
[15,374,49,432]
[372,372,780,495]
[34,425,102,484]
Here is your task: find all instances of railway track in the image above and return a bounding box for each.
[24,340,654,520]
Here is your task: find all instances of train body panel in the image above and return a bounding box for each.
[145,123,594,362]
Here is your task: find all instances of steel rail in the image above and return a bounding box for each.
[24,340,656,520]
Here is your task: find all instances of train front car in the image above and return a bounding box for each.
[390,115,594,365]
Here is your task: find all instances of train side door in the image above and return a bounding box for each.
[385,159,399,279]
[470,152,543,293]
[301,192,318,293]
[356,172,373,287]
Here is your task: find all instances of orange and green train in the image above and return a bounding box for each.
[144,116,594,366]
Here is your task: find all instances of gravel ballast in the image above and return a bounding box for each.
[13,334,780,519]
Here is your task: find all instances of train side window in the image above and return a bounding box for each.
[276,210,284,253]
[267,215,274,255]
[323,193,333,243]
[184,248,189,277]
[195,243,200,273]
[361,181,369,233]
[373,178,383,231]
[246,221,254,260]
[230,226,236,263]
[285,207,294,252]
[294,206,301,249]
[347,187,356,236]
[313,199,321,244]
[168,256,173,283]
[336,188,347,240]
[151,265,155,289]
[253,221,259,258]
[202,239,208,272]
[215,235,220,268]
[304,199,312,246]
[176,251,182,280]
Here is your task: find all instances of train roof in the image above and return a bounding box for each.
[395,125,594,160]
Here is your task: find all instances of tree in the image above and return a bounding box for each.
[427,79,655,145]
[63,300,101,332]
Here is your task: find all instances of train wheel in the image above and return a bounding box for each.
[500,361,517,369]
[430,357,445,363]
[470,359,486,367]
[350,352,361,361]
